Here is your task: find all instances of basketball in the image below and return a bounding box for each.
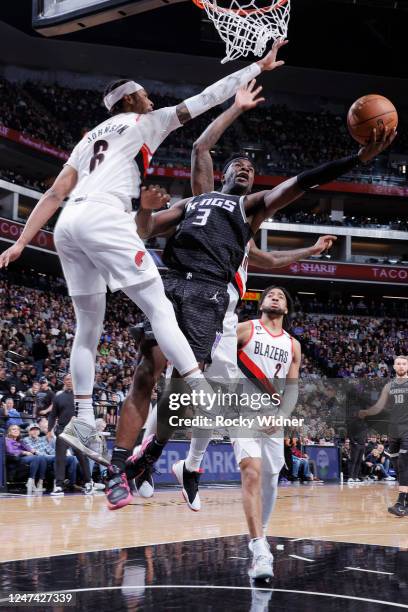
[347,94,398,145]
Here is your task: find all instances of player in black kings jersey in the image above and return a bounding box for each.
[107,82,395,509]
[359,356,408,517]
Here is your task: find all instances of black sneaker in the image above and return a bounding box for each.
[125,434,162,482]
[172,459,201,511]
[105,465,133,511]
[387,502,408,517]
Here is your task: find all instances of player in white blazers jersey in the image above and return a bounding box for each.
[234,285,301,580]
[0,41,289,503]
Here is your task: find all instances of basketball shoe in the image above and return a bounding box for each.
[388,501,408,517]
[135,470,155,498]
[248,538,274,580]
[125,435,163,485]
[105,465,133,510]
[59,417,109,466]
[172,459,201,511]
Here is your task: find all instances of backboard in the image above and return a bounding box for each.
[32,0,188,36]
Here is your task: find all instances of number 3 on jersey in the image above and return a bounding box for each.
[193,208,211,227]
[89,140,108,173]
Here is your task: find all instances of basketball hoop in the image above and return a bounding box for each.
[192,0,290,63]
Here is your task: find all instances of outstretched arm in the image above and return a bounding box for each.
[245,127,397,232]
[191,80,265,195]
[0,164,77,268]
[175,39,287,125]
[248,235,337,268]
[358,384,390,418]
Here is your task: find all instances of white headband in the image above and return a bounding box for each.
[103,81,144,111]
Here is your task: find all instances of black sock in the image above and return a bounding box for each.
[397,492,407,505]
[111,447,131,472]
[148,436,165,460]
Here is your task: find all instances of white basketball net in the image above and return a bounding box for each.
[198,0,290,63]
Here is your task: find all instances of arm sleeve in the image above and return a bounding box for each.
[277,380,299,418]
[184,62,261,119]
[296,155,360,191]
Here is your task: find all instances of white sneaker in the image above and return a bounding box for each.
[36,479,45,493]
[347,478,355,483]
[384,476,396,481]
[248,538,274,580]
[92,482,105,491]
[84,482,94,495]
[136,478,154,498]
[59,417,109,466]
[26,478,35,495]
[51,486,64,497]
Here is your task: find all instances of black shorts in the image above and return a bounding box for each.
[162,272,230,364]
[388,429,408,458]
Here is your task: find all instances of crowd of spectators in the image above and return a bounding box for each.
[1,77,408,183]
[0,269,144,429]
[0,268,406,491]
[239,294,408,326]
[341,435,396,483]
[0,167,49,193]
[294,314,408,378]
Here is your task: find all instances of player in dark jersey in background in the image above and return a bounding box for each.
[106,84,395,509]
[359,356,408,517]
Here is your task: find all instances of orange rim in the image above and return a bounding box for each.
[192,0,289,16]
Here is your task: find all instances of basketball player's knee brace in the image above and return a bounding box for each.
[399,449,408,486]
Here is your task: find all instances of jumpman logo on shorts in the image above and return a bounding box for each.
[210,291,220,303]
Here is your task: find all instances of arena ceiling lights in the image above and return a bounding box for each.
[32,0,187,36]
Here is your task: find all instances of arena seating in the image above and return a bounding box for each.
[1,77,407,183]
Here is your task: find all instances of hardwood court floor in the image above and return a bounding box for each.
[1,482,407,563]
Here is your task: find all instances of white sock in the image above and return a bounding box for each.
[184,371,219,415]
[261,473,279,532]
[75,399,95,426]
[185,430,213,472]
[143,404,158,441]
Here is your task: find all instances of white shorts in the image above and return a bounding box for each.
[231,434,284,474]
[206,308,239,380]
[54,199,160,296]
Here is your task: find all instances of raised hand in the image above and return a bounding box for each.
[235,80,265,111]
[140,184,170,210]
[310,235,337,256]
[257,38,288,72]
[358,127,397,164]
